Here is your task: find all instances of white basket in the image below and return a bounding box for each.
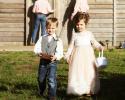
[96,50,108,69]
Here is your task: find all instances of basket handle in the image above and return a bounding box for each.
[99,49,104,57]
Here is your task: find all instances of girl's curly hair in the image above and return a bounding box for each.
[73,12,90,25]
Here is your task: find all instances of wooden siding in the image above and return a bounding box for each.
[51,0,115,47]
[0,0,125,47]
[88,0,114,46]
[0,0,25,45]
[115,0,125,45]
[90,0,125,46]
[53,0,125,47]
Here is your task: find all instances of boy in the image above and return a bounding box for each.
[34,17,63,100]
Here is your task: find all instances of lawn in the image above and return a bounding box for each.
[0,49,125,100]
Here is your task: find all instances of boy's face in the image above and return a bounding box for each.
[76,19,86,32]
[46,23,57,35]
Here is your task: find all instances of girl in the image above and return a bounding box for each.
[65,12,103,96]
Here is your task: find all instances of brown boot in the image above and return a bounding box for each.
[49,97,56,100]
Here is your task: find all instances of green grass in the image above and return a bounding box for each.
[0,49,125,100]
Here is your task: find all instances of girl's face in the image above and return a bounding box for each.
[76,19,86,32]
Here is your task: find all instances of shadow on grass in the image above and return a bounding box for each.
[0,71,125,100]
[56,71,125,100]
[98,71,125,100]
[0,80,37,94]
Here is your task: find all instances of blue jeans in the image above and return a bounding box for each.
[32,13,46,43]
[38,59,57,98]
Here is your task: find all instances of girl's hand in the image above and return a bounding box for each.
[67,58,71,64]
[64,55,71,64]
[98,46,104,51]
[64,53,69,64]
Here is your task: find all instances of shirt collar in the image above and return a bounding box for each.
[47,33,58,41]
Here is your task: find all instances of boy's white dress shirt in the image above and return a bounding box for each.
[34,33,63,60]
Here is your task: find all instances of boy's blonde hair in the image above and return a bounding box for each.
[46,18,58,27]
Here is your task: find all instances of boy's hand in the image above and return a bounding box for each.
[50,55,56,61]
[39,53,51,60]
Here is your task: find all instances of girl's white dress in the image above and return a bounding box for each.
[65,31,101,95]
